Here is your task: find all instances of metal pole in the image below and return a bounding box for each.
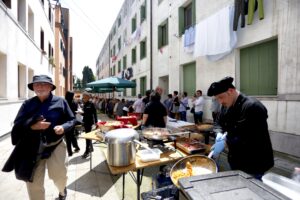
[150,0,153,90]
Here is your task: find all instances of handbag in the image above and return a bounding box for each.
[185,106,190,110]
[190,107,195,113]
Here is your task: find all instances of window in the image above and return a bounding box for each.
[158,0,164,5]
[140,2,146,23]
[118,60,121,73]
[112,45,116,56]
[48,5,52,23]
[2,0,11,8]
[18,64,26,99]
[240,39,278,95]
[28,6,34,39]
[140,76,147,95]
[0,53,7,98]
[132,79,136,96]
[140,39,147,59]
[118,17,121,27]
[118,37,121,51]
[158,20,168,48]
[178,0,195,35]
[123,55,127,70]
[131,15,137,33]
[113,65,116,75]
[40,29,44,51]
[18,0,26,29]
[132,47,136,65]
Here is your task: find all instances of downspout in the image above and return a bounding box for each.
[150,0,153,90]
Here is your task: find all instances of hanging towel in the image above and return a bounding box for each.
[182,34,195,53]
[194,5,237,61]
[184,26,195,47]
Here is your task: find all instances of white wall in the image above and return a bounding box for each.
[0,0,55,137]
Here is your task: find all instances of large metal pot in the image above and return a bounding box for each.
[105,128,139,167]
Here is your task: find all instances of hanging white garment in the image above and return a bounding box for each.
[194,5,237,61]
[182,34,195,54]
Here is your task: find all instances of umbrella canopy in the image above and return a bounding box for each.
[84,87,124,93]
[87,77,136,89]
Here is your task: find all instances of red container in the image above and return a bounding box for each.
[116,116,138,126]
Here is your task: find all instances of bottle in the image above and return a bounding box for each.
[292,167,300,183]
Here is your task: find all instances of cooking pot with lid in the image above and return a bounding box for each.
[105,128,139,167]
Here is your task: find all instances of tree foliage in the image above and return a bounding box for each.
[82,66,95,88]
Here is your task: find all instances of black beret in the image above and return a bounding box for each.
[207,77,235,96]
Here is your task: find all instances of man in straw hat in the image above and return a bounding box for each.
[2,75,75,200]
[207,76,274,180]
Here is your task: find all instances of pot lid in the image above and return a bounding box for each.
[105,128,139,143]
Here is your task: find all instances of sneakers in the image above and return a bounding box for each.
[58,187,67,200]
[81,152,90,159]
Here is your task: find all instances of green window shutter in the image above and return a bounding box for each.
[132,16,136,33]
[140,40,146,59]
[158,26,162,48]
[192,0,196,24]
[132,47,136,64]
[166,20,169,45]
[183,62,196,96]
[240,39,278,95]
[132,79,136,96]
[123,56,127,70]
[178,7,184,35]
[141,4,146,22]
[140,76,147,95]
[118,37,121,50]
[118,61,121,72]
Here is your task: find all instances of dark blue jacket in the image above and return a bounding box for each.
[2,93,75,182]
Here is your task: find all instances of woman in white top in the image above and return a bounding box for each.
[192,90,205,124]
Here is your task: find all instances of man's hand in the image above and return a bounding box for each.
[31,119,51,130]
[53,125,64,135]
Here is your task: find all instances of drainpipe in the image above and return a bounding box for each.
[150,0,153,90]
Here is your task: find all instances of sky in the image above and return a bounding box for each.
[59,0,124,79]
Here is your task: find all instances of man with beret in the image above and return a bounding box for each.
[207,76,274,179]
[2,75,75,200]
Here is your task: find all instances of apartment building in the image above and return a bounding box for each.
[54,4,72,96]
[0,0,72,137]
[96,0,300,157]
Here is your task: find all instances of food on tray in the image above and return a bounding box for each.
[142,128,170,139]
[171,162,213,186]
[175,136,205,153]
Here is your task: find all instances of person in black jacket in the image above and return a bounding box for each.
[80,92,98,158]
[207,77,274,180]
[2,75,74,200]
[142,91,167,128]
[65,91,80,156]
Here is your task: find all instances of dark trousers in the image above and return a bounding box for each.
[84,126,93,153]
[65,127,80,155]
[194,111,203,124]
